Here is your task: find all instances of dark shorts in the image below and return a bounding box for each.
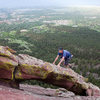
[64,58,71,65]
[60,55,73,66]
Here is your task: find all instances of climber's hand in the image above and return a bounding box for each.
[53,62,55,65]
[57,64,60,67]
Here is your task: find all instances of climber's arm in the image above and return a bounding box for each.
[57,57,65,67]
[53,55,59,64]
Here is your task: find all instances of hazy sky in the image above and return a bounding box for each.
[0,0,100,8]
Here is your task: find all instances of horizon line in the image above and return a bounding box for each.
[0,5,100,9]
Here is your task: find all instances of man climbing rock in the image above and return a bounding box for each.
[53,47,73,68]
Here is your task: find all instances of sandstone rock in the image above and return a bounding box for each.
[16,54,100,96]
[20,84,75,97]
[0,84,100,100]
[0,46,100,96]
[0,46,18,79]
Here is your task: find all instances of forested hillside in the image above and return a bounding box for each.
[0,7,100,88]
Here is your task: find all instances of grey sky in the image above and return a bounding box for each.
[0,0,100,8]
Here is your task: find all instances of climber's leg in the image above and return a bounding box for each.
[65,55,73,68]
[64,57,73,68]
[64,59,70,68]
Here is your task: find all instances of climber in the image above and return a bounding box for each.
[53,47,73,68]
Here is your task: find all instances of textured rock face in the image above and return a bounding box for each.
[0,46,100,97]
[16,54,88,95]
[0,84,100,100]
[0,46,18,79]
[16,54,100,96]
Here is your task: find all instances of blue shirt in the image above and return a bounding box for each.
[58,50,71,59]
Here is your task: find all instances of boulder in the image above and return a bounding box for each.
[0,46,100,96]
[0,46,18,79]
[15,54,100,96]
[0,84,100,100]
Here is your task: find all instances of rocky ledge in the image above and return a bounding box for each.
[0,46,100,100]
[0,84,100,100]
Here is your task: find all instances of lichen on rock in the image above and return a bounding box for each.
[0,46,100,97]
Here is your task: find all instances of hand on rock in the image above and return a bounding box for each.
[53,62,55,65]
[57,64,60,67]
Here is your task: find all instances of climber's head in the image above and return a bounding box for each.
[58,47,63,54]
